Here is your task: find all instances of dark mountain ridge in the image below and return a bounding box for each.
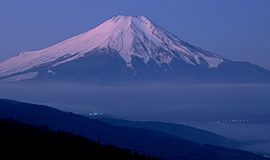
[0,98,268,160]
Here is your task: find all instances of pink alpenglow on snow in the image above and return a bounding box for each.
[0,15,224,80]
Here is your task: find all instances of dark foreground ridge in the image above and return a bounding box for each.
[0,119,158,160]
[0,98,268,160]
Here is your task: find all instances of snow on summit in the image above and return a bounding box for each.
[0,15,224,79]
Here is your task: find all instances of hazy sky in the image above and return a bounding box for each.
[0,0,269,69]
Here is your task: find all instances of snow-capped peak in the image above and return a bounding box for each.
[0,15,224,78]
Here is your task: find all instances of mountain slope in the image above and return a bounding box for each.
[0,15,269,83]
[0,98,268,160]
[98,118,237,148]
[0,119,158,160]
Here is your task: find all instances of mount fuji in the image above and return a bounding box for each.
[0,15,269,83]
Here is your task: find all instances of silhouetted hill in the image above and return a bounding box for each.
[98,118,237,147]
[0,119,157,160]
[0,98,267,160]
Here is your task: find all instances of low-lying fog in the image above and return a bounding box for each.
[1,83,269,121]
[1,83,270,153]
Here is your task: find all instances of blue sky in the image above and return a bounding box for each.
[0,0,269,69]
